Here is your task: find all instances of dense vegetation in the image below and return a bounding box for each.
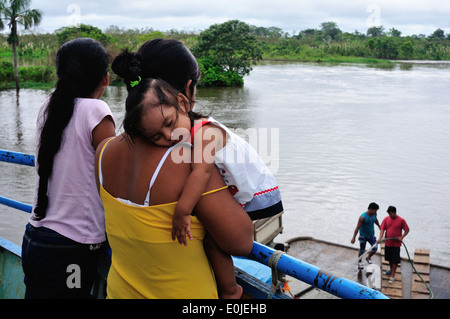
[1,20,449,89]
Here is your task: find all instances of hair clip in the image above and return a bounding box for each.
[130,76,141,88]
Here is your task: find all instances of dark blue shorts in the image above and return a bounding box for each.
[21,223,103,299]
[358,235,378,255]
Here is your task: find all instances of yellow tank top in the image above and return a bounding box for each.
[99,139,224,299]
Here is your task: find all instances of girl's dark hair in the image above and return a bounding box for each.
[33,38,109,221]
[121,78,185,141]
[112,38,205,141]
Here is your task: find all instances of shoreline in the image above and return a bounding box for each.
[1,57,449,91]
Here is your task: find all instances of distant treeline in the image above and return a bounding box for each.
[1,21,449,89]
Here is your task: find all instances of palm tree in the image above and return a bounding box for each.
[0,0,42,91]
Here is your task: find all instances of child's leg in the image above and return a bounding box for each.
[203,232,243,299]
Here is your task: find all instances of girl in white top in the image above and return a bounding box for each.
[124,77,283,298]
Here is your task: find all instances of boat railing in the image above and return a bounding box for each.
[0,149,389,299]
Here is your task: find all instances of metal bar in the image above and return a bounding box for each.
[0,149,35,166]
[249,241,389,299]
[234,267,291,299]
[0,196,32,213]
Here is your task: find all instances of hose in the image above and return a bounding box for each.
[360,237,434,299]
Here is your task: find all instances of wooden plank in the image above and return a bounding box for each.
[411,248,430,299]
[381,264,401,274]
[413,273,429,283]
[383,287,403,298]
[413,254,429,264]
[382,280,402,290]
[414,249,430,255]
[413,263,430,275]
[412,281,430,294]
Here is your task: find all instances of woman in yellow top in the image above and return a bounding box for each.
[95,40,253,299]
[96,137,252,298]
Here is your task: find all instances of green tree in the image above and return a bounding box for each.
[320,21,342,41]
[197,56,243,87]
[374,37,399,59]
[430,28,445,40]
[0,0,42,90]
[56,24,111,46]
[367,26,385,37]
[389,28,402,37]
[400,40,414,59]
[192,20,262,86]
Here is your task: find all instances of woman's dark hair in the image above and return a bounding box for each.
[112,38,200,98]
[33,38,109,221]
[112,38,205,141]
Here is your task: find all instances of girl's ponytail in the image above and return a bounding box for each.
[33,78,78,220]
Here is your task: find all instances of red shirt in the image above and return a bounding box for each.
[381,215,409,247]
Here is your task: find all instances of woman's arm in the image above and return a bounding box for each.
[194,168,254,256]
[133,142,253,256]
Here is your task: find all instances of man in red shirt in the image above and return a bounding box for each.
[377,206,410,284]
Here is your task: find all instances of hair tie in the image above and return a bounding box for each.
[130,76,141,88]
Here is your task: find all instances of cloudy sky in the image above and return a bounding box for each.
[19,0,450,36]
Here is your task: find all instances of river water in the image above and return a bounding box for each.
[1,61,449,267]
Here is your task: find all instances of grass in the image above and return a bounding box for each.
[0,81,55,90]
[262,51,394,65]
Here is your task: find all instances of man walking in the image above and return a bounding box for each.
[377,206,410,284]
[351,202,380,269]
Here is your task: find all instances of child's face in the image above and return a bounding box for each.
[140,103,191,147]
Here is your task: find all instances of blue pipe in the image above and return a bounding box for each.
[0,196,33,213]
[0,149,35,166]
[249,241,389,299]
[0,150,34,213]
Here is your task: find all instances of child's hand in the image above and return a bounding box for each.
[172,212,193,246]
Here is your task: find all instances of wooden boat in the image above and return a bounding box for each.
[7,149,444,299]
[283,237,450,299]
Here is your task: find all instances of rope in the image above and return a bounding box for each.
[268,250,285,298]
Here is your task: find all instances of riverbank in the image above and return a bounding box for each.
[2,21,450,90]
[0,57,418,91]
[262,53,396,64]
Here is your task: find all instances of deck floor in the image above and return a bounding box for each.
[283,237,449,299]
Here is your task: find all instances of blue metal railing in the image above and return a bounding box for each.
[250,242,387,299]
[0,149,388,299]
[0,150,34,213]
[0,150,35,166]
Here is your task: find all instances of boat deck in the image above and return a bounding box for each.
[283,237,450,299]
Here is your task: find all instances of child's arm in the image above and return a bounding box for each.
[172,161,214,245]
[172,124,226,245]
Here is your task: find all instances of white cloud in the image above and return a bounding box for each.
[16,0,450,36]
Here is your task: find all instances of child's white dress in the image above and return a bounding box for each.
[190,117,283,220]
